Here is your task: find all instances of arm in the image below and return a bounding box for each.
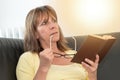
[16,49,54,80]
[34,48,54,80]
[33,67,48,80]
[81,54,99,80]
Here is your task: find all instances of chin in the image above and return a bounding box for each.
[52,36,60,42]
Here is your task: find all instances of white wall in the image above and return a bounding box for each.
[0,0,51,38]
[0,0,120,37]
[0,0,50,28]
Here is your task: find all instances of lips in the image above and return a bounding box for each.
[50,32,58,36]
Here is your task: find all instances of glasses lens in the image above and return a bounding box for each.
[53,52,75,59]
[64,54,75,59]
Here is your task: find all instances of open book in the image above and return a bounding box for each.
[71,34,116,63]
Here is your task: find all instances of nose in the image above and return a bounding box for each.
[49,22,55,29]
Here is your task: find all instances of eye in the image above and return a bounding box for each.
[41,21,47,26]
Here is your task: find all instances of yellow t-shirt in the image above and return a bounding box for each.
[16,50,88,80]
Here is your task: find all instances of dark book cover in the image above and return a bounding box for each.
[71,35,116,63]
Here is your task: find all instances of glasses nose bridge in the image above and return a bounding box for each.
[53,52,75,59]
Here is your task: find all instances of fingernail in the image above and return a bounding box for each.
[85,58,87,61]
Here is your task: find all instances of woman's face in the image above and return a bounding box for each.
[35,17,60,43]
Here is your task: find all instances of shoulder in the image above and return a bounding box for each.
[18,51,39,65]
[17,51,39,69]
[16,51,38,79]
[20,51,38,59]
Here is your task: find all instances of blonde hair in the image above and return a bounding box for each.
[24,5,70,53]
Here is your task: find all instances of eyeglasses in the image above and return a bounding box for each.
[53,52,75,59]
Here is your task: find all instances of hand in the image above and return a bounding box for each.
[39,48,54,72]
[81,54,99,80]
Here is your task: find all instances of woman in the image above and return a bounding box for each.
[16,5,99,80]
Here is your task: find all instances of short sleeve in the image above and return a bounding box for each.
[16,52,35,80]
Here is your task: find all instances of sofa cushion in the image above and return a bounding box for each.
[0,32,120,80]
[0,38,24,80]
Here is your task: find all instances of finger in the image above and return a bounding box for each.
[45,48,52,54]
[45,49,54,57]
[81,61,91,72]
[44,49,54,60]
[95,54,99,64]
[81,61,90,67]
[47,50,53,58]
[40,48,52,57]
[85,58,94,66]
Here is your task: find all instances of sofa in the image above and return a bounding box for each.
[0,32,120,80]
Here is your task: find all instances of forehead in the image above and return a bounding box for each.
[39,10,56,22]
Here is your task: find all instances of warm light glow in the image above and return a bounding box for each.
[52,0,119,36]
[81,0,109,21]
[73,0,114,30]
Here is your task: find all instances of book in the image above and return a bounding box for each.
[71,34,116,63]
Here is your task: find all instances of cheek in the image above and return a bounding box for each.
[37,27,49,39]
